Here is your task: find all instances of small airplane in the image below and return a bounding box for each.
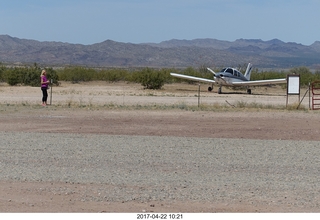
[170,63,287,94]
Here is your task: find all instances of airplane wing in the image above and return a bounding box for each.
[170,73,215,84]
[232,78,287,86]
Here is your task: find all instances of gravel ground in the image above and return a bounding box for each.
[1,132,320,212]
[0,82,319,212]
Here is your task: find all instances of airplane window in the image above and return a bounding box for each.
[235,70,240,77]
[221,68,227,72]
[226,68,233,74]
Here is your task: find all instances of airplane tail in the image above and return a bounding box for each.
[244,63,253,80]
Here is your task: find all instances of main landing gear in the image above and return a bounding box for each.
[208,86,252,94]
[207,86,222,94]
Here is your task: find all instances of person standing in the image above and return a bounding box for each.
[40,70,49,106]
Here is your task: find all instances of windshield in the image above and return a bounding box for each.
[225,68,233,74]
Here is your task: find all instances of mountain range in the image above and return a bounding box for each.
[1,35,320,69]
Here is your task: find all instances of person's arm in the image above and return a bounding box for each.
[41,76,49,85]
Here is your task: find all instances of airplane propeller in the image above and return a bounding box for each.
[206,68,216,76]
[207,68,225,78]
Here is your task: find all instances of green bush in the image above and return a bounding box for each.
[45,68,59,86]
[2,64,320,90]
[97,69,128,82]
[251,70,287,81]
[1,64,59,86]
[0,64,5,82]
[290,66,317,86]
[57,67,130,82]
[6,69,20,86]
[133,67,166,89]
[57,67,95,83]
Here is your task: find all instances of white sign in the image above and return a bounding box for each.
[287,75,300,95]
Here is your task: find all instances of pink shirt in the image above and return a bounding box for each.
[41,75,48,88]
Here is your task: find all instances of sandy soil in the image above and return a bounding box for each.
[0,81,319,213]
[0,81,310,107]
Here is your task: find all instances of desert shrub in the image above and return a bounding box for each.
[174,67,199,84]
[251,67,320,86]
[290,66,315,86]
[132,67,166,89]
[57,67,130,82]
[1,64,59,86]
[314,70,320,82]
[0,64,5,82]
[45,68,59,86]
[250,70,287,81]
[96,69,128,82]
[23,68,41,86]
[57,67,96,83]
[5,68,21,86]
[158,68,173,84]
[4,66,40,86]
[3,64,320,90]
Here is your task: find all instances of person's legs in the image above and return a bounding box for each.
[41,88,48,105]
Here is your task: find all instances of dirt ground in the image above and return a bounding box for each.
[0,82,319,213]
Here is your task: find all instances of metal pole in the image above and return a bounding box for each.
[309,82,311,110]
[50,79,53,105]
[198,84,200,107]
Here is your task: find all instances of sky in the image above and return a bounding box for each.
[1,0,320,46]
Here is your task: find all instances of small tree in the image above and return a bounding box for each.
[2,64,59,86]
[290,66,313,86]
[135,67,166,90]
[44,68,59,85]
[0,64,6,82]
[6,69,20,86]
[57,67,94,83]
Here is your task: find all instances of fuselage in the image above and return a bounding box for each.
[213,67,248,86]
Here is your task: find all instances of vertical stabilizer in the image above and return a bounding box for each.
[244,63,253,80]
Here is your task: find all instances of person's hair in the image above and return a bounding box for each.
[40,69,46,77]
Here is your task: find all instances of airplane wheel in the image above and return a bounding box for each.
[218,87,222,94]
[208,87,212,92]
[247,89,251,94]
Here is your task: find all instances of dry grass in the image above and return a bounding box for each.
[0,81,313,112]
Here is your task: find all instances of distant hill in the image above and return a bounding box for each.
[1,35,320,69]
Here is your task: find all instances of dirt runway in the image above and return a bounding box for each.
[0,82,319,212]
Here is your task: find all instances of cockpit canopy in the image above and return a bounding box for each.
[221,68,241,77]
